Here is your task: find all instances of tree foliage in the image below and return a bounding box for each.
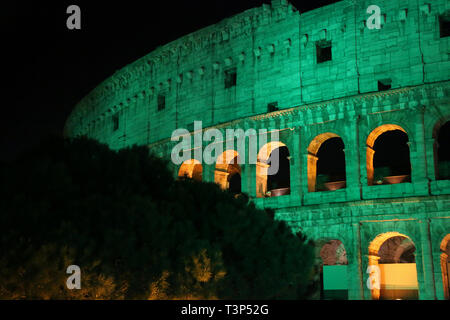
[0,137,314,299]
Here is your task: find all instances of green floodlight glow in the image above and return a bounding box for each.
[64,0,450,300]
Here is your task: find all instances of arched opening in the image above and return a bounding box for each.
[256,142,290,198]
[214,150,241,194]
[366,125,411,186]
[307,133,346,192]
[228,172,241,194]
[368,232,418,300]
[440,234,450,300]
[267,146,290,195]
[317,240,348,300]
[434,121,450,180]
[178,159,203,182]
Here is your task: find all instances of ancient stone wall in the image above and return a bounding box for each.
[64,0,450,300]
[65,0,449,149]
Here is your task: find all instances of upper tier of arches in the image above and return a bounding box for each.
[174,114,450,205]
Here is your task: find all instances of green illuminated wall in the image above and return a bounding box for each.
[65,0,449,148]
[65,0,450,300]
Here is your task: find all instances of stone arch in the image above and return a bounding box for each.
[178,159,203,181]
[368,232,409,256]
[368,232,418,300]
[214,150,241,192]
[366,124,411,186]
[257,141,287,162]
[433,120,450,180]
[315,239,348,300]
[307,132,346,192]
[256,141,290,198]
[392,239,416,263]
[440,234,450,300]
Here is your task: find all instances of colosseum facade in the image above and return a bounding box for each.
[65,0,450,300]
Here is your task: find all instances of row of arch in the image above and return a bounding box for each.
[178,141,291,197]
[317,233,450,300]
[178,121,450,196]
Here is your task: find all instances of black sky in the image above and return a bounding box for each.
[2,0,341,161]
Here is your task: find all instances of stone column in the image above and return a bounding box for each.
[306,154,318,192]
[289,127,302,202]
[358,139,370,189]
[246,164,257,198]
[256,161,269,197]
[242,120,258,198]
[240,164,249,194]
[410,106,428,185]
[300,130,310,201]
[437,252,449,300]
[347,223,365,300]
[425,137,437,181]
[345,116,362,201]
[365,146,375,186]
[417,219,436,300]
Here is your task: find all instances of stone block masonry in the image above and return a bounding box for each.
[65,0,450,300]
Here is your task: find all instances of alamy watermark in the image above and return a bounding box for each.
[66,265,81,289]
[366,5,382,30]
[366,265,381,290]
[171,121,281,175]
[66,5,81,30]
[65,5,382,31]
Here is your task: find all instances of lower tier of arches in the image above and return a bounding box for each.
[276,194,450,300]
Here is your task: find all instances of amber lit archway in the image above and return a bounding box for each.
[307,133,346,192]
[440,234,450,300]
[214,150,241,192]
[256,141,290,198]
[366,124,411,186]
[368,232,418,300]
[178,159,203,181]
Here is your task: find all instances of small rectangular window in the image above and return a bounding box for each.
[225,68,237,89]
[316,41,332,63]
[439,15,450,38]
[112,114,119,131]
[268,102,279,113]
[378,79,392,91]
[158,94,166,111]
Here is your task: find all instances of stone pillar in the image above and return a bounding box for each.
[425,137,437,181]
[307,154,318,192]
[417,220,437,300]
[256,161,269,197]
[240,164,249,194]
[290,127,302,201]
[345,117,362,201]
[359,142,369,188]
[410,106,428,184]
[242,120,258,198]
[347,223,365,300]
[300,136,310,200]
[214,170,229,190]
[365,146,375,185]
[246,164,257,198]
[438,252,449,300]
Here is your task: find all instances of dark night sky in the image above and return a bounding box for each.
[2,0,341,161]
